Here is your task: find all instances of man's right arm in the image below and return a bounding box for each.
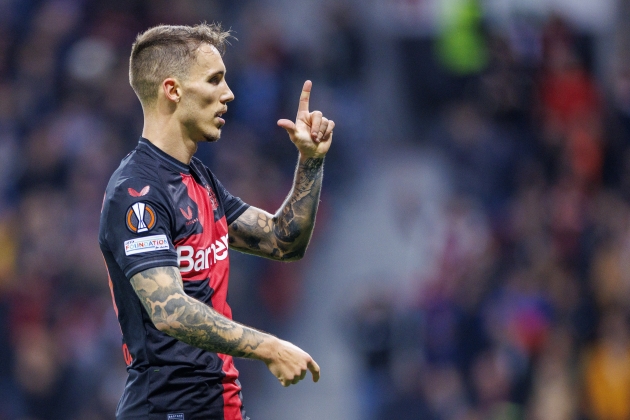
[130,266,320,386]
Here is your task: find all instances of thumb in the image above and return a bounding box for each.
[277,119,296,135]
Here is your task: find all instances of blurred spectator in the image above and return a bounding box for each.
[435,0,488,76]
[537,16,604,189]
[584,309,630,420]
[528,327,578,420]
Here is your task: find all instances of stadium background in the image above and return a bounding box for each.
[0,0,629,419]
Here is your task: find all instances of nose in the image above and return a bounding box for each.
[222,82,234,103]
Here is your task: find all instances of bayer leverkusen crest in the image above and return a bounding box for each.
[205,185,218,211]
[126,202,157,233]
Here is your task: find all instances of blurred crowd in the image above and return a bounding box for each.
[1,0,630,419]
[351,5,630,420]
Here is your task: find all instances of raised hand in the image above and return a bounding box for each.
[277,80,334,159]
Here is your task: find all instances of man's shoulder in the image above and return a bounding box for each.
[103,151,173,210]
[121,147,165,176]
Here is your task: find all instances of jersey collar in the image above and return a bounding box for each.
[138,137,190,174]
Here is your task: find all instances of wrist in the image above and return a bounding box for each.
[250,335,280,363]
[298,153,325,165]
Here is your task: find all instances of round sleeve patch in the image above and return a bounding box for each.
[126,202,157,233]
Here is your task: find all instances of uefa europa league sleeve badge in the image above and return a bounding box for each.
[126,202,157,233]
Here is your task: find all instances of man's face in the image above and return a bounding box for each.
[177,44,234,142]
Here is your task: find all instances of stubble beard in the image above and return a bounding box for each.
[203,129,220,143]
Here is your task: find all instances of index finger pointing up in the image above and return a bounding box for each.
[297,80,312,115]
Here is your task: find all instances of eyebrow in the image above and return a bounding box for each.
[206,70,225,79]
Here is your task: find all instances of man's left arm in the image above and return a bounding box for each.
[228,80,334,260]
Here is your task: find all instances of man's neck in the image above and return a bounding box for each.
[141,113,197,165]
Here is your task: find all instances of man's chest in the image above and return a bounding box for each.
[171,173,230,281]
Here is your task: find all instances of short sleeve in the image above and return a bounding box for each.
[101,179,179,279]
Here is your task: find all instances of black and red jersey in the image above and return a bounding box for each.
[99,138,250,420]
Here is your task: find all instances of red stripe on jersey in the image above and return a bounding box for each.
[218,354,243,420]
[179,173,243,417]
[177,174,232,317]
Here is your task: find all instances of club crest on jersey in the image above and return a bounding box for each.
[126,202,157,233]
[205,185,218,211]
[128,185,150,197]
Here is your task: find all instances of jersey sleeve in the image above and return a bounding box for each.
[102,178,179,279]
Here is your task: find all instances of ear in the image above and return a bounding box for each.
[162,78,181,103]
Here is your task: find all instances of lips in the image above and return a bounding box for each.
[215,108,227,126]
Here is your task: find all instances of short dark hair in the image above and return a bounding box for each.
[129,23,232,106]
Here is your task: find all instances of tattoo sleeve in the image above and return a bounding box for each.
[229,157,324,260]
[130,266,270,359]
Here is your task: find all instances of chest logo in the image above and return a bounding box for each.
[126,202,157,233]
[128,185,150,197]
[180,206,193,220]
[180,206,199,225]
[177,234,229,273]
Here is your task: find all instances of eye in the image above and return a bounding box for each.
[208,75,221,85]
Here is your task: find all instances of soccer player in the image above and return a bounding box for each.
[98,23,334,420]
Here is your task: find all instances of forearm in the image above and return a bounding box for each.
[131,267,276,360]
[228,79,333,261]
[272,155,324,253]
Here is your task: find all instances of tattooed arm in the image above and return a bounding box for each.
[130,266,320,386]
[229,156,324,261]
[229,80,334,260]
